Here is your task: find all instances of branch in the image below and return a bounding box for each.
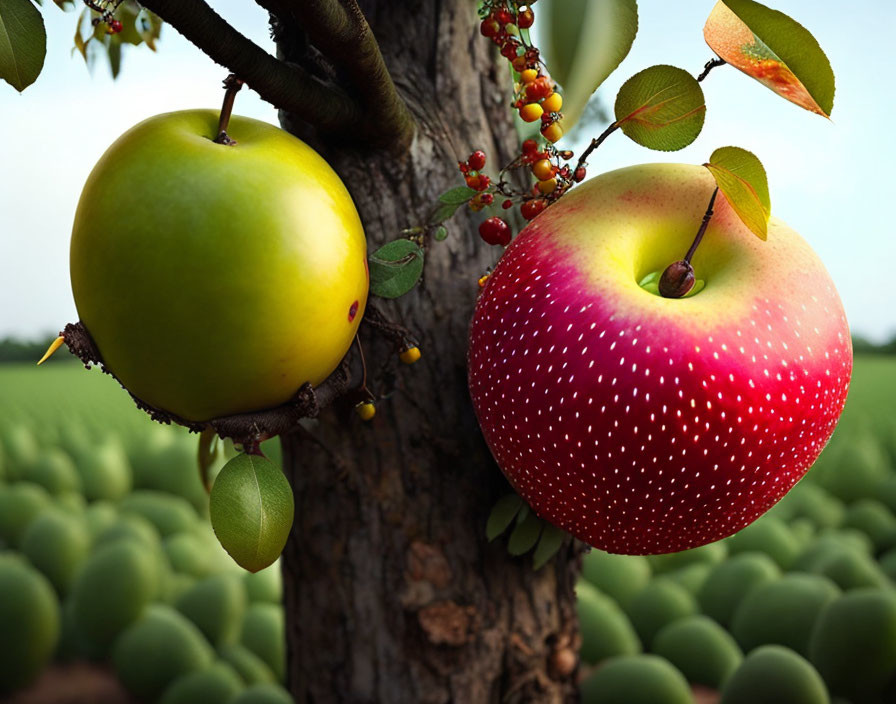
[282,0,415,149]
[138,0,363,135]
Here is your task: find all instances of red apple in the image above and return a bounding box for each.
[468,163,851,554]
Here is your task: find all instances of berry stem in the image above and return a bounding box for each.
[697,58,727,82]
[213,74,244,145]
[574,123,620,174]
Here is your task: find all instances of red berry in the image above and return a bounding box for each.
[458,162,470,174]
[479,217,511,246]
[107,19,123,34]
[501,42,519,59]
[480,18,500,37]
[465,174,481,190]
[475,174,491,191]
[502,199,513,210]
[520,199,546,220]
[526,78,552,102]
[522,139,538,155]
[496,8,514,25]
[468,150,487,171]
[518,7,534,28]
[574,167,586,182]
[481,193,494,205]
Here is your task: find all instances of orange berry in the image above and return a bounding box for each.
[519,103,544,123]
[541,121,563,143]
[532,158,554,181]
[512,56,528,72]
[520,69,538,84]
[537,178,557,195]
[541,92,563,113]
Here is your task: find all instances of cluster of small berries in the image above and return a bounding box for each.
[479,2,563,144]
[459,150,495,212]
[85,0,125,34]
[460,138,586,248]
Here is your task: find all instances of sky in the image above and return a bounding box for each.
[0,1,893,342]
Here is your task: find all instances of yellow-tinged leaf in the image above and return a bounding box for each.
[704,0,834,117]
[704,146,770,240]
[36,336,65,365]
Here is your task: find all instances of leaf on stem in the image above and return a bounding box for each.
[0,0,47,92]
[368,239,425,299]
[486,493,524,541]
[614,65,706,151]
[209,453,295,573]
[508,509,545,556]
[704,0,834,117]
[539,0,638,131]
[704,146,771,240]
[533,523,568,569]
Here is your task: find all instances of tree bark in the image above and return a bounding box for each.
[276,2,582,702]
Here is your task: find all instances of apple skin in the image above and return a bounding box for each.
[468,163,851,555]
[70,110,368,422]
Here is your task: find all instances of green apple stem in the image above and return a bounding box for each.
[214,74,245,145]
[658,187,719,299]
[697,58,727,82]
[574,123,620,175]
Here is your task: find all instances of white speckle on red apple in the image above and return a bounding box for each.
[467,163,852,555]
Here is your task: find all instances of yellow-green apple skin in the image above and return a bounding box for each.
[468,163,852,554]
[70,110,368,422]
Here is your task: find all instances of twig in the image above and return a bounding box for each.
[697,58,726,83]
[574,123,619,174]
[138,0,363,135]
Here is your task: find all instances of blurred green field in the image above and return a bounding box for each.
[0,361,289,703]
[1,356,895,703]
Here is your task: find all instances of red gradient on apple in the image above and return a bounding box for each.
[468,163,851,554]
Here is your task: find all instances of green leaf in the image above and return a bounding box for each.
[429,202,462,225]
[106,39,122,79]
[433,225,448,242]
[136,8,162,51]
[0,0,46,91]
[533,524,568,570]
[209,453,294,573]
[704,0,834,117]
[438,186,477,205]
[508,510,544,556]
[539,0,638,130]
[368,239,424,299]
[704,146,771,240]
[486,494,524,541]
[614,65,706,151]
[197,428,219,493]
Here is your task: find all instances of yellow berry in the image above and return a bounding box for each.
[520,69,538,84]
[541,121,563,143]
[541,92,563,113]
[532,158,554,181]
[478,274,490,288]
[519,103,544,123]
[400,346,421,365]
[355,401,376,421]
[537,178,557,195]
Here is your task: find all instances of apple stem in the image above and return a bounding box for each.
[697,58,727,83]
[574,123,620,175]
[214,74,244,145]
[684,187,719,264]
[658,187,718,299]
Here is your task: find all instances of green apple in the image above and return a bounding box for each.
[71,110,368,422]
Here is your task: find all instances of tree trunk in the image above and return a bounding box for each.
[276,3,582,702]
